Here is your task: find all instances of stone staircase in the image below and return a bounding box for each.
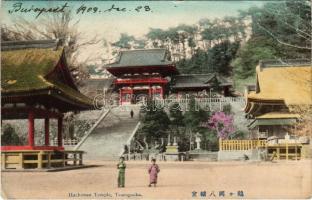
[75,105,141,161]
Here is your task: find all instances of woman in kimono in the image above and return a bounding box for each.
[117,156,126,187]
[148,158,160,187]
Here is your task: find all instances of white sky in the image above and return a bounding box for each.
[1,1,266,63]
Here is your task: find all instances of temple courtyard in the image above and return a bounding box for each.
[1,160,311,199]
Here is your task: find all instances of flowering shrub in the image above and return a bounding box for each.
[206,111,235,139]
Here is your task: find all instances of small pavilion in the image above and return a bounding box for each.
[1,40,94,169]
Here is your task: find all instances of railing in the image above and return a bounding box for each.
[51,138,79,146]
[119,122,141,157]
[267,143,302,161]
[123,153,170,161]
[219,139,266,151]
[156,97,243,104]
[1,150,83,170]
[154,97,246,111]
[74,109,111,150]
[115,77,168,84]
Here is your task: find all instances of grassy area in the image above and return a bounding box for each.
[233,74,256,94]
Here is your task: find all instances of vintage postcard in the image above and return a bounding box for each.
[1,0,311,199]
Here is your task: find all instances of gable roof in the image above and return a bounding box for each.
[108,48,172,68]
[1,40,94,111]
[247,59,312,105]
[171,73,233,89]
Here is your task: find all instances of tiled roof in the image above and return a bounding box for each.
[1,39,58,51]
[255,112,300,119]
[108,49,172,68]
[80,78,115,94]
[171,74,232,88]
[247,60,312,105]
[1,40,94,109]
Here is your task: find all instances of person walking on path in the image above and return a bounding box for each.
[130,109,134,118]
[117,156,126,188]
[148,158,160,187]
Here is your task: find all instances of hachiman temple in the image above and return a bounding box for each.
[102,49,233,104]
[1,40,94,170]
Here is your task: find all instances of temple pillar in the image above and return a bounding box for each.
[44,118,49,146]
[148,86,152,97]
[28,110,35,147]
[130,87,134,104]
[119,89,122,105]
[57,117,63,147]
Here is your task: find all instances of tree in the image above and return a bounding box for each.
[240,1,311,53]
[1,124,22,146]
[169,102,184,128]
[207,40,240,76]
[111,33,136,49]
[183,96,210,132]
[138,100,170,142]
[289,105,312,137]
[233,1,311,81]
[232,37,277,79]
[205,111,235,139]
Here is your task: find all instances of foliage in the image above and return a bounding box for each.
[183,96,210,132]
[1,124,22,145]
[205,111,235,139]
[112,33,137,49]
[222,104,232,114]
[138,100,170,142]
[176,40,240,76]
[229,130,247,139]
[207,41,240,76]
[169,102,184,128]
[232,37,278,79]
[289,105,312,137]
[233,0,311,79]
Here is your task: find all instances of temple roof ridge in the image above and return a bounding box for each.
[1,39,63,51]
[259,59,311,69]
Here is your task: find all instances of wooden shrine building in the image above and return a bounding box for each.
[106,49,178,104]
[245,59,312,139]
[1,40,94,170]
[170,73,233,97]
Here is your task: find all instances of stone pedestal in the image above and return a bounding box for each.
[165,145,179,161]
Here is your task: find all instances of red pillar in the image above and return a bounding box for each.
[119,89,122,105]
[57,117,63,147]
[44,118,49,146]
[149,86,152,97]
[28,110,35,147]
[160,87,164,98]
[130,87,134,104]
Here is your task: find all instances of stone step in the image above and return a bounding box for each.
[76,106,141,161]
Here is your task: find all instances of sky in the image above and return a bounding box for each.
[1,1,266,62]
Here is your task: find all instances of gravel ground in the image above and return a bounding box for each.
[1,160,311,199]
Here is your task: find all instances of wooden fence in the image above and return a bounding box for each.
[219,139,266,151]
[267,144,302,161]
[1,150,83,170]
[219,139,304,160]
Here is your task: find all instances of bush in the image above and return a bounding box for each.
[1,124,22,145]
